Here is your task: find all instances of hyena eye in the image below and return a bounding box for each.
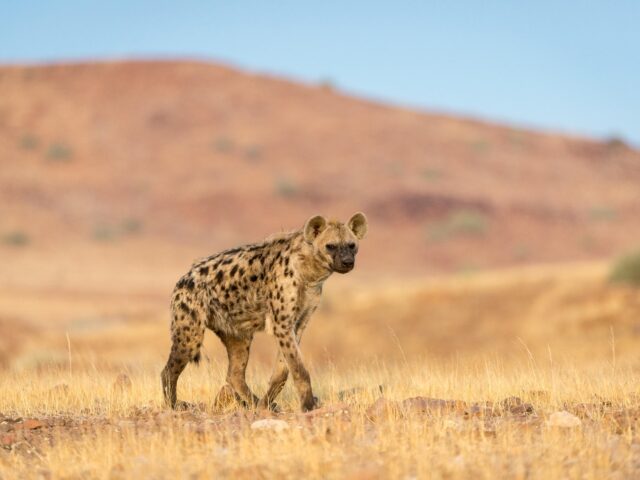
[348,243,356,250]
[326,243,337,251]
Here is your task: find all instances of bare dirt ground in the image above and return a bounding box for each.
[1,61,640,276]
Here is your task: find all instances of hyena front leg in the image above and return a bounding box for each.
[259,315,311,410]
[258,351,288,410]
[273,326,316,412]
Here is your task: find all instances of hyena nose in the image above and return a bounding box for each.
[342,258,354,268]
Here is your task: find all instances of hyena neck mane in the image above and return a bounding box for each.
[267,230,332,286]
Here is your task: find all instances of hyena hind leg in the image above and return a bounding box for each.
[161,305,205,409]
[219,333,260,408]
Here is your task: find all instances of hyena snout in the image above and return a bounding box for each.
[333,250,355,273]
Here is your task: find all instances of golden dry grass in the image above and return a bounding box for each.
[1,263,640,478]
[0,361,639,479]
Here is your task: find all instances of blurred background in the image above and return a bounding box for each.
[1,1,639,373]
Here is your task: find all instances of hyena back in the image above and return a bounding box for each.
[161,212,368,412]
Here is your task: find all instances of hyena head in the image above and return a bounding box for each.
[303,212,368,274]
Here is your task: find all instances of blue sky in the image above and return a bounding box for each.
[2,1,638,144]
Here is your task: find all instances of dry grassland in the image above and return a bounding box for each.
[1,263,639,478]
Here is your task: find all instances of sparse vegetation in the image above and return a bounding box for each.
[421,167,443,181]
[92,224,116,242]
[507,130,526,148]
[589,205,617,222]
[92,218,143,241]
[427,209,489,242]
[512,244,531,261]
[609,249,640,287]
[318,77,336,92]
[213,136,234,154]
[605,135,629,151]
[274,176,298,198]
[46,142,73,161]
[244,145,263,162]
[121,217,143,234]
[470,139,490,154]
[19,134,39,150]
[1,230,29,246]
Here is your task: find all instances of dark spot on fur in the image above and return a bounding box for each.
[230,265,238,277]
[250,275,258,282]
[176,276,195,290]
[178,302,191,314]
[222,258,233,265]
[216,271,224,283]
[199,266,209,276]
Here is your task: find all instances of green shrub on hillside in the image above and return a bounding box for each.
[20,134,39,150]
[46,142,73,161]
[609,250,640,287]
[1,231,29,246]
[274,177,298,198]
[427,209,489,242]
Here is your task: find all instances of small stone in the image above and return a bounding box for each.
[20,419,45,430]
[250,419,289,432]
[546,411,581,428]
[0,433,16,447]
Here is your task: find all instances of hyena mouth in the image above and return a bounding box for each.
[334,263,354,274]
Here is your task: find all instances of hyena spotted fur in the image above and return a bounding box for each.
[161,212,368,412]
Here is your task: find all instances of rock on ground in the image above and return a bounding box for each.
[546,411,582,428]
[250,419,290,432]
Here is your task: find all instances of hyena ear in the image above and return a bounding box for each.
[304,215,328,242]
[347,212,368,239]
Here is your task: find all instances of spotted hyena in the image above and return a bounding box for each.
[161,212,368,412]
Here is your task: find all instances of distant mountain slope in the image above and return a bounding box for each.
[1,60,639,276]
